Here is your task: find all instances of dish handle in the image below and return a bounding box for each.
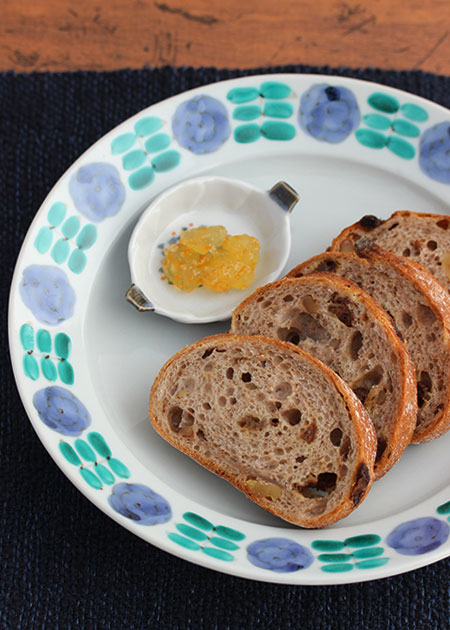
[268,181,299,213]
[125,284,155,312]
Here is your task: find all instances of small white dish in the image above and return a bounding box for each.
[126,176,299,323]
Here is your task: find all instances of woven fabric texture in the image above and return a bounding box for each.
[1,66,450,630]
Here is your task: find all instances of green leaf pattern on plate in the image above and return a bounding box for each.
[110,117,181,191]
[20,324,74,384]
[34,202,97,274]
[59,431,130,490]
[168,511,246,562]
[356,91,428,159]
[228,81,296,144]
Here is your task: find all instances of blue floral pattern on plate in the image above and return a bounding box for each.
[33,385,91,436]
[419,122,450,184]
[172,95,231,154]
[20,265,75,325]
[108,482,172,525]
[247,537,314,573]
[69,162,125,222]
[386,517,450,555]
[299,84,360,143]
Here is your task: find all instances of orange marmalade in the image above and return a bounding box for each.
[162,225,260,292]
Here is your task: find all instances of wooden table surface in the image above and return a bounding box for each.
[2,0,449,74]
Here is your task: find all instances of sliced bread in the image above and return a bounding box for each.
[149,334,376,528]
[231,274,417,479]
[330,211,450,293]
[287,242,450,443]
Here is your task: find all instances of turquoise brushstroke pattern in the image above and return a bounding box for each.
[227,81,296,144]
[34,201,97,274]
[111,116,181,190]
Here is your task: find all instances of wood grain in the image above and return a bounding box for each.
[1,0,450,73]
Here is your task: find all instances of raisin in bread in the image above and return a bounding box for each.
[330,211,450,293]
[149,334,376,528]
[287,242,450,443]
[231,274,417,479]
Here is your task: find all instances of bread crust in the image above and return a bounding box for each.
[231,274,417,480]
[149,334,376,528]
[330,210,450,255]
[287,244,450,443]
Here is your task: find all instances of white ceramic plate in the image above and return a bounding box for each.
[9,74,450,585]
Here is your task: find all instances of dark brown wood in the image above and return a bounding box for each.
[1,0,449,73]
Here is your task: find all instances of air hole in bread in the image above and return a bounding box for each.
[402,248,411,257]
[302,295,320,314]
[278,313,330,345]
[241,372,252,382]
[297,472,337,499]
[300,422,317,443]
[279,328,300,345]
[270,418,279,425]
[388,222,399,231]
[437,219,449,230]
[203,402,211,410]
[328,294,354,327]
[275,402,282,410]
[352,365,383,403]
[262,301,272,309]
[296,455,307,464]
[417,304,436,325]
[340,436,351,460]
[247,383,257,390]
[316,259,338,273]
[402,312,413,327]
[170,384,178,395]
[330,337,341,351]
[274,447,284,455]
[274,382,292,399]
[283,294,294,303]
[427,240,438,251]
[202,348,214,359]
[349,330,363,360]
[282,408,302,426]
[418,371,432,408]
[230,397,237,405]
[169,406,194,436]
[411,240,422,256]
[376,437,387,462]
[197,429,207,441]
[330,427,343,446]
[218,396,226,407]
[226,367,234,379]
[239,415,263,430]
[256,296,264,303]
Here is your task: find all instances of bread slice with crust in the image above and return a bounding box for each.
[330,211,450,293]
[149,334,376,528]
[231,274,417,479]
[287,242,450,443]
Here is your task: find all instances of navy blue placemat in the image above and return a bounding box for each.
[2,66,450,630]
